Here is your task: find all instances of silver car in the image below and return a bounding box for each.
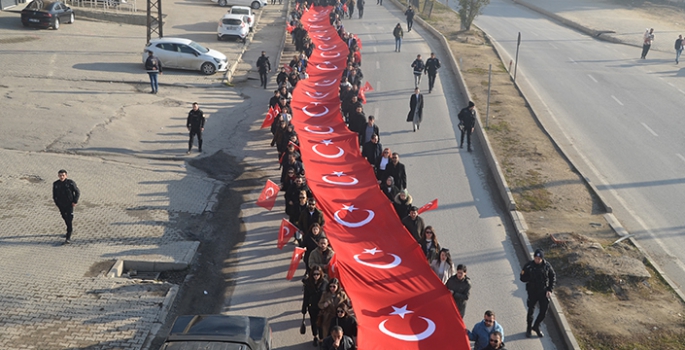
[142,37,228,75]
[211,0,266,9]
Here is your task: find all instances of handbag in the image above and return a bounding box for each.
[458,121,464,131]
[299,314,307,334]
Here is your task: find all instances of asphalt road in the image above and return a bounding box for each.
[229,3,562,349]
[472,0,685,294]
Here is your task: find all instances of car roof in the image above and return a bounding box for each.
[166,315,269,349]
[230,6,251,11]
[149,37,193,45]
[221,13,247,20]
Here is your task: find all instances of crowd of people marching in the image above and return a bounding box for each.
[256,1,556,349]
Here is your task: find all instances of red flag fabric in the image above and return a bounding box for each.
[278,218,298,249]
[362,81,374,92]
[256,179,279,211]
[274,104,282,114]
[261,106,275,129]
[358,88,366,104]
[284,64,293,74]
[286,23,294,33]
[286,247,306,280]
[285,7,471,350]
[327,253,339,280]
[417,199,439,215]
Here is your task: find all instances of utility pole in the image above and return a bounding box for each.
[146,0,163,43]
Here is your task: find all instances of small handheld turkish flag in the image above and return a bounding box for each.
[288,141,300,151]
[327,254,339,280]
[256,179,280,211]
[283,65,292,74]
[362,81,374,92]
[417,198,439,215]
[273,104,282,114]
[286,247,306,280]
[278,218,298,249]
[261,106,275,129]
[358,88,367,104]
[286,22,294,33]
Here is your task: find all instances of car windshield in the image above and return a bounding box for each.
[232,8,249,14]
[188,41,209,54]
[222,18,242,25]
[26,0,54,10]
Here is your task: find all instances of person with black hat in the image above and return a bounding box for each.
[458,101,476,152]
[520,248,556,338]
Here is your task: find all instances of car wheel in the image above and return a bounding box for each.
[250,1,260,9]
[201,62,216,75]
[53,18,60,30]
[22,21,29,27]
[68,13,75,24]
[218,0,227,6]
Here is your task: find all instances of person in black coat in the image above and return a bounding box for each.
[386,152,407,190]
[186,102,205,154]
[362,134,383,170]
[256,51,271,89]
[53,169,80,244]
[347,106,367,139]
[356,0,364,18]
[299,198,326,233]
[276,67,288,87]
[329,305,358,345]
[520,248,556,338]
[406,88,424,132]
[360,115,380,145]
[375,147,392,182]
[302,266,329,346]
[458,101,477,152]
[300,223,326,272]
[425,52,441,93]
[380,176,400,202]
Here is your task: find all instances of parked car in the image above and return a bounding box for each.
[228,6,254,31]
[211,0,266,10]
[217,14,249,43]
[160,315,273,350]
[21,0,74,30]
[142,37,228,75]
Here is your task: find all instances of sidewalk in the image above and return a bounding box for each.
[513,0,682,51]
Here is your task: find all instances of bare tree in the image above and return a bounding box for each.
[458,0,490,30]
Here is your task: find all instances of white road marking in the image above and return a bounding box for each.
[641,122,658,136]
[587,74,597,83]
[549,43,558,50]
[376,61,380,69]
[611,95,624,106]
[569,57,577,64]
[668,82,675,87]
[530,31,539,37]
[369,34,375,40]
[377,80,381,91]
[374,107,379,119]
[373,47,378,53]
[48,54,57,77]
[677,153,685,163]
[678,88,685,95]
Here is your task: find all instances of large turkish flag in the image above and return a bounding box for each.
[284,7,471,350]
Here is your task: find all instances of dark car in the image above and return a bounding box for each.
[160,315,272,350]
[21,0,74,30]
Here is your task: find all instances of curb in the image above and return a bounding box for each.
[387,0,581,348]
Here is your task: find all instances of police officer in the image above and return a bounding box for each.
[520,248,556,338]
[424,52,441,93]
[53,169,80,244]
[458,101,476,152]
[186,102,205,154]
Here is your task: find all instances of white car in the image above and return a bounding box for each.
[217,14,249,43]
[228,6,254,31]
[212,0,266,9]
[142,37,228,75]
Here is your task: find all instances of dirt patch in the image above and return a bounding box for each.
[402,0,685,348]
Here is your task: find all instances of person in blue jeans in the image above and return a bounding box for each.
[393,23,403,52]
[145,51,163,94]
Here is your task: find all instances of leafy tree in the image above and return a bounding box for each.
[458,0,490,30]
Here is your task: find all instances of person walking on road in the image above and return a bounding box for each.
[393,23,403,52]
[144,50,162,94]
[446,264,471,317]
[641,28,654,59]
[321,325,355,350]
[520,248,556,338]
[405,5,415,32]
[425,52,441,93]
[386,152,407,190]
[302,266,328,346]
[458,101,476,152]
[186,102,205,154]
[401,206,424,242]
[468,311,505,350]
[406,87,424,132]
[256,51,272,89]
[483,331,507,350]
[675,34,683,64]
[356,0,364,19]
[53,169,80,244]
[411,54,425,88]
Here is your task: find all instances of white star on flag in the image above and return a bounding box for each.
[389,305,414,319]
[363,248,381,255]
[341,204,358,212]
[321,140,333,145]
[332,171,345,177]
